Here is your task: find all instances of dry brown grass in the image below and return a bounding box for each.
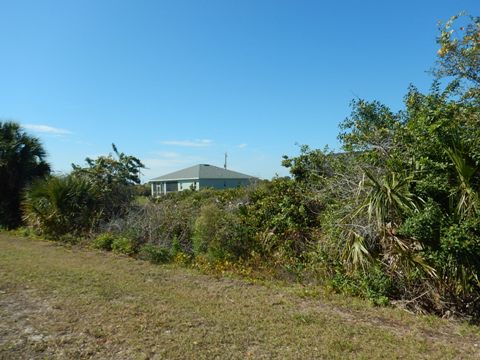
[1,233,480,359]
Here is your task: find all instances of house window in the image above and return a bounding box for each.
[166,181,178,192]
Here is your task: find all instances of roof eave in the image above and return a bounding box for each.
[149,177,200,182]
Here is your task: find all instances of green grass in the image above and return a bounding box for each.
[1,234,480,359]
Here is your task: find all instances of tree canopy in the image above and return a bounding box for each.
[434,13,480,101]
[0,122,50,228]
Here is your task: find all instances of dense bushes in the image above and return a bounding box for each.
[90,180,321,269]
[139,244,172,264]
[22,145,145,238]
[271,14,480,315]
[12,14,480,319]
[23,176,100,237]
[93,232,137,255]
[193,202,254,260]
[242,177,321,258]
[286,87,480,314]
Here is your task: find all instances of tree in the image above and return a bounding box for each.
[0,122,50,228]
[339,99,400,156]
[281,145,332,183]
[434,13,480,101]
[71,144,145,218]
[23,144,145,236]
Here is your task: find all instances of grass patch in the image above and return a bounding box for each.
[1,234,480,359]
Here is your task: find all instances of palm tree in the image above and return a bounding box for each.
[0,121,50,228]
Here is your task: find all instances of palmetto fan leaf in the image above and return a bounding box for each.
[358,169,421,230]
[342,229,371,270]
[445,143,479,219]
[23,176,101,237]
[341,169,436,277]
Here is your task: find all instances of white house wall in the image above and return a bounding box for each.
[150,178,251,196]
[178,180,198,191]
[199,179,251,189]
[150,180,199,196]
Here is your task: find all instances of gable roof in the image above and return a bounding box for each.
[150,164,256,182]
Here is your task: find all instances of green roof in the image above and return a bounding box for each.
[149,164,256,182]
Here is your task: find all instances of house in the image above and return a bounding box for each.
[149,164,257,196]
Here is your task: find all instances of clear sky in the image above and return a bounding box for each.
[0,0,477,181]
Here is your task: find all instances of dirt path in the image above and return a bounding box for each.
[1,234,479,359]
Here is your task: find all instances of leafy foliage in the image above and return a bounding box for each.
[139,244,172,264]
[72,144,145,218]
[23,175,100,237]
[193,202,254,260]
[111,236,136,255]
[435,13,480,101]
[445,141,479,219]
[17,13,480,318]
[23,145,145,237]
[281,145,332,183]
[289,15,480,313]
[93,233,116,251]
[0,121,50,228]
[242,177,322,258]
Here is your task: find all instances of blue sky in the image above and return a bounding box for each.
[0,0,477,180]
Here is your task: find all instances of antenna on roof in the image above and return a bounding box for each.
[224,152,227,169]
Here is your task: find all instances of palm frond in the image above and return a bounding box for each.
[445,143,479,218]
[342,229,372,271]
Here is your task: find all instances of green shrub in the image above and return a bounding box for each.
[429,215,480,294]
[139,244,172,264]
[71,144,145,220]
[93,233,116,251]
[111,236,136,255]
[327,271,358,296]
[57,233,80,244]
[192,203,221,256]
[171,236,182,256]
[327,265,392,306]
[108,187,253,256]
[193,203,254,261]
[243,177,321,258]
[398,200,443,248]
[360,265,393,306]
[23,175,101,237]
[440,217,480,261]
